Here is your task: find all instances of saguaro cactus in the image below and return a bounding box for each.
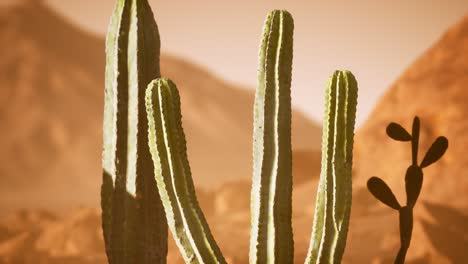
[146,79,226,264]
[250,10,294,264]
[306,71,358,264]
[367,117,448,264]
[101,0,167,263]
[100,4,361,263]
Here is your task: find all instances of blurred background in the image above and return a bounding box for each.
[0,0,467,263]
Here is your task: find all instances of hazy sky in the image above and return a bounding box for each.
[43,0,467,126]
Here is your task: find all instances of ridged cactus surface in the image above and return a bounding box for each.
[101,0,167,263]
[306,71,358,264]
[101,2,362,263]
[250,10,295,264]
[146,78,226,264]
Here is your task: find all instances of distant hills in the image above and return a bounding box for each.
[0,0,321,211]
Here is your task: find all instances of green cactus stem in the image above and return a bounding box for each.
[146,78,226,264]
[250,10,294,264]
[306,71,358,264]
[101,0,167,263]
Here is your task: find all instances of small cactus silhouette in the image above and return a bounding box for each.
[367,116,449,264]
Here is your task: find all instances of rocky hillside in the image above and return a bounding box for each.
[0,0,321,212]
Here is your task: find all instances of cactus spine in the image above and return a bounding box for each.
[101,0,167,263]
[306,71,358,264]
[146,79,226,264]
[250,10,294,264]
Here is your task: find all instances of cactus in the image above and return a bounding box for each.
[101,0,167,263]
[101,2,360,262]
[305,71,358,264]
[367,117,448,264]
[250,10,294,264]
[146,79,226,264]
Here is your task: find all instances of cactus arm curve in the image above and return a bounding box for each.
[146,79,226,264]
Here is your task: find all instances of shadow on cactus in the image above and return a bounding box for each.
[367,117,448,264]
[101,0,167,263]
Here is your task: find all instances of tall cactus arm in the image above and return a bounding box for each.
[146,79,226,264]
[250,10,294,264]
[101,0,167,263]
[305,71,358,264]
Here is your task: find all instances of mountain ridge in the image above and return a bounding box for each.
[0,0,321,211]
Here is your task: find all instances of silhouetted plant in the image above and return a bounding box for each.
[367,116,448,264]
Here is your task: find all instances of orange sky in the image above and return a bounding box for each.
[42,0,467,126]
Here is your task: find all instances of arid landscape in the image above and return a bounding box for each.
[0,1,467,263]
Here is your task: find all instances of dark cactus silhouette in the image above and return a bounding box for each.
[367,116,449,264]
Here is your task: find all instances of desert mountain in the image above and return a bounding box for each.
[2,1,466,264]
[0,0,321,211]
[348,14,468,263]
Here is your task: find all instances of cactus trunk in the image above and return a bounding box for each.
[306,71,358,264]
[250,10,294,264]
[146,79,226,264]
[101,0,167,263]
